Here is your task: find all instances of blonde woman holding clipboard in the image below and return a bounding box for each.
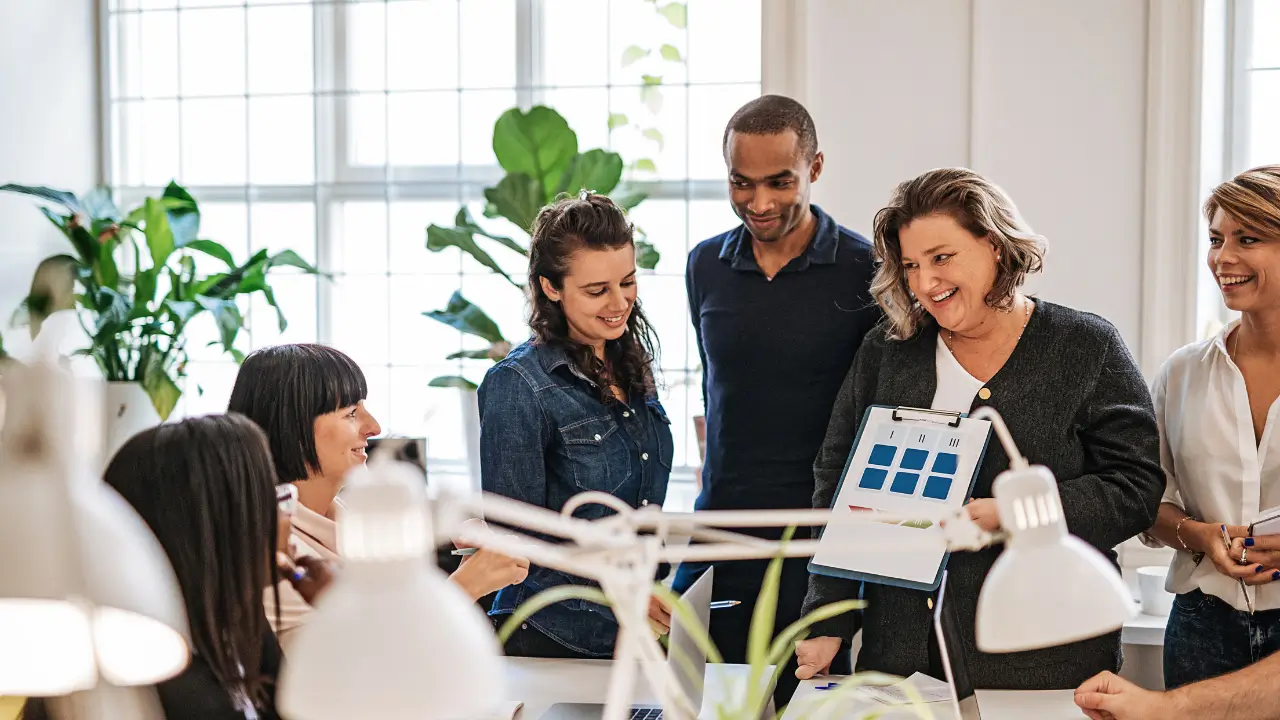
[1141,165,1280,689]
[795,168,1165,690]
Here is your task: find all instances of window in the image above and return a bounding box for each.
[103,0,762,504]
[1198,0,1280,339]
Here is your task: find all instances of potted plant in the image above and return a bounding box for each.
[421,105,660,390]
[495,528,921,720]
[0,181,320,457]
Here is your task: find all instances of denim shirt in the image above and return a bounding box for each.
[476,339,674,657]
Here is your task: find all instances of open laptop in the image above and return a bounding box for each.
[539,566,715,720]
[933,570,980,720]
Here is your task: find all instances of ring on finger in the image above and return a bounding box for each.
[1241,546,1248,564]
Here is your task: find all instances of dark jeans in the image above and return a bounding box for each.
[1164,588,1280,689]
[495,616,598,660]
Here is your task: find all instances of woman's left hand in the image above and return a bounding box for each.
[1229,536,1280,584]
[965,498,1002,532]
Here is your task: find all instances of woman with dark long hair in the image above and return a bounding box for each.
[24,414,309,720]
[477,192,675,658]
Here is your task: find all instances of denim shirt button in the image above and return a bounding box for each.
[641,499,649,506]
[622,411,631,418]
[594,434,602,441]
[642,453,649,461]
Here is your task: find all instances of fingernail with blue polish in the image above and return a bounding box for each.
[1273,571,1280,582]
[1246,537,1255,547]
[1258,565,1265,573]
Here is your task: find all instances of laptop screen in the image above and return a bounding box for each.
[933,571,978,719]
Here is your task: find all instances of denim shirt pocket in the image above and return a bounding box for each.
[558,414,632,495]
[648,398,675,472]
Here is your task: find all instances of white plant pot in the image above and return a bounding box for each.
[459,387,482,494]
[103,381,161,467]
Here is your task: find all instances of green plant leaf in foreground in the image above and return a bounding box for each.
[140,352,182,420]
[484,172,545,236]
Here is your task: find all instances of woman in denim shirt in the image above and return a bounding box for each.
[478,193,675,659]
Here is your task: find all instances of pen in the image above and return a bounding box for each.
[1220,525,1254,614]
[709,600,741,610]
[451,547,479,556]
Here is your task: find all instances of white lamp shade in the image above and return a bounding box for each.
[278,461,505,720]
[976,533,1135,652]
[976,464,1135,653]
[76,483,190,685]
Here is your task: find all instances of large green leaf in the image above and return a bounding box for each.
[455,207,526,256]
[428,221,519,286]
[428,375,479,390]
[0,184,85,215]
[140,352,182,420]
[130,269,158,320]
[82,187,121,222]
[635,239,660,270]
[162,182,200,248]
[492,106,578,199]
[483,173,542,236]
[610,188,648,211]
[260,285,288,332]
[163,299,199,325]
[92,287,132,339]
[185,239,236,267]
[144,197,176,269]
[195,296,244,352]
[556,149,624,198]
[267,249,322,274]
[423,291,506,344]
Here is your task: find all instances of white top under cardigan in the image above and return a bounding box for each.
[1154,320,1280,612]
[932,335,986,414]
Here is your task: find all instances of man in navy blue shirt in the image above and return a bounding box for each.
[673,95,879,701]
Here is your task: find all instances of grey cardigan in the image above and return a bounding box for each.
[801,299,1164,689]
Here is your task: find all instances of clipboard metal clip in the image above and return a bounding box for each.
[891,407,963,428]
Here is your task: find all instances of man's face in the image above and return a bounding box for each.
[725,129,822,243]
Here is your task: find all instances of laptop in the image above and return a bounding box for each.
[539,567,715,720]
[933,570,980,720]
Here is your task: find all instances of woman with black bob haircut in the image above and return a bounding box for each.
[229,343,528,645]
[477,192,675,659]
[23,414,297,720]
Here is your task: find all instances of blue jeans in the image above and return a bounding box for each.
[1164,588,1280,688]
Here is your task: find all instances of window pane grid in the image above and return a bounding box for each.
[106,0,761,491]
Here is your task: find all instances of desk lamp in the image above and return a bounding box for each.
[282,407,1133,720]
[0,354,189,697]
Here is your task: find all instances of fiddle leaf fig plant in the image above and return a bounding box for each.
[424,105,658,389]
[0,181,322,419]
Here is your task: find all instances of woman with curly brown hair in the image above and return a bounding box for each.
[477,192,675,659]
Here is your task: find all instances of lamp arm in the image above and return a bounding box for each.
[969,406,1027,470]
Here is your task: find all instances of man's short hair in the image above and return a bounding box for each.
[721,94,819,162]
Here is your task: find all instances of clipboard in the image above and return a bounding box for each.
[808,405,993,592]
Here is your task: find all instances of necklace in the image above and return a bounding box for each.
[947,297,1032,351]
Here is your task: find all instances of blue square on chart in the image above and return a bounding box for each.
[890,472,920,495]
[900,448,929,471]
[923,476,953,501]
[859,467,888,490]
[932,452,959,475]
[869,444,897,467]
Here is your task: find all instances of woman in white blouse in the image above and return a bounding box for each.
[1145,164,1280,688]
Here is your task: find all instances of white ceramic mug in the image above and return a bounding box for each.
[1138,565,1174,616]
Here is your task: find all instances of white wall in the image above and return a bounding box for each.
[0,0,101,358]
[783,0,1151,354]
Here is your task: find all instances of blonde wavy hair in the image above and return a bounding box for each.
[1204,164,1280,234]
[871,168,1047,340]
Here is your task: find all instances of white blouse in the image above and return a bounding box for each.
[265,499,343,648]
[931,336,986,414]
[1154,320,1280,612]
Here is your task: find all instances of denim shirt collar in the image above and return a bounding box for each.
[531,340,658,402]
[718,204,839,273]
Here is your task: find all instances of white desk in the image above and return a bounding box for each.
[780,677,1088,720]
[503,658,772,719]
